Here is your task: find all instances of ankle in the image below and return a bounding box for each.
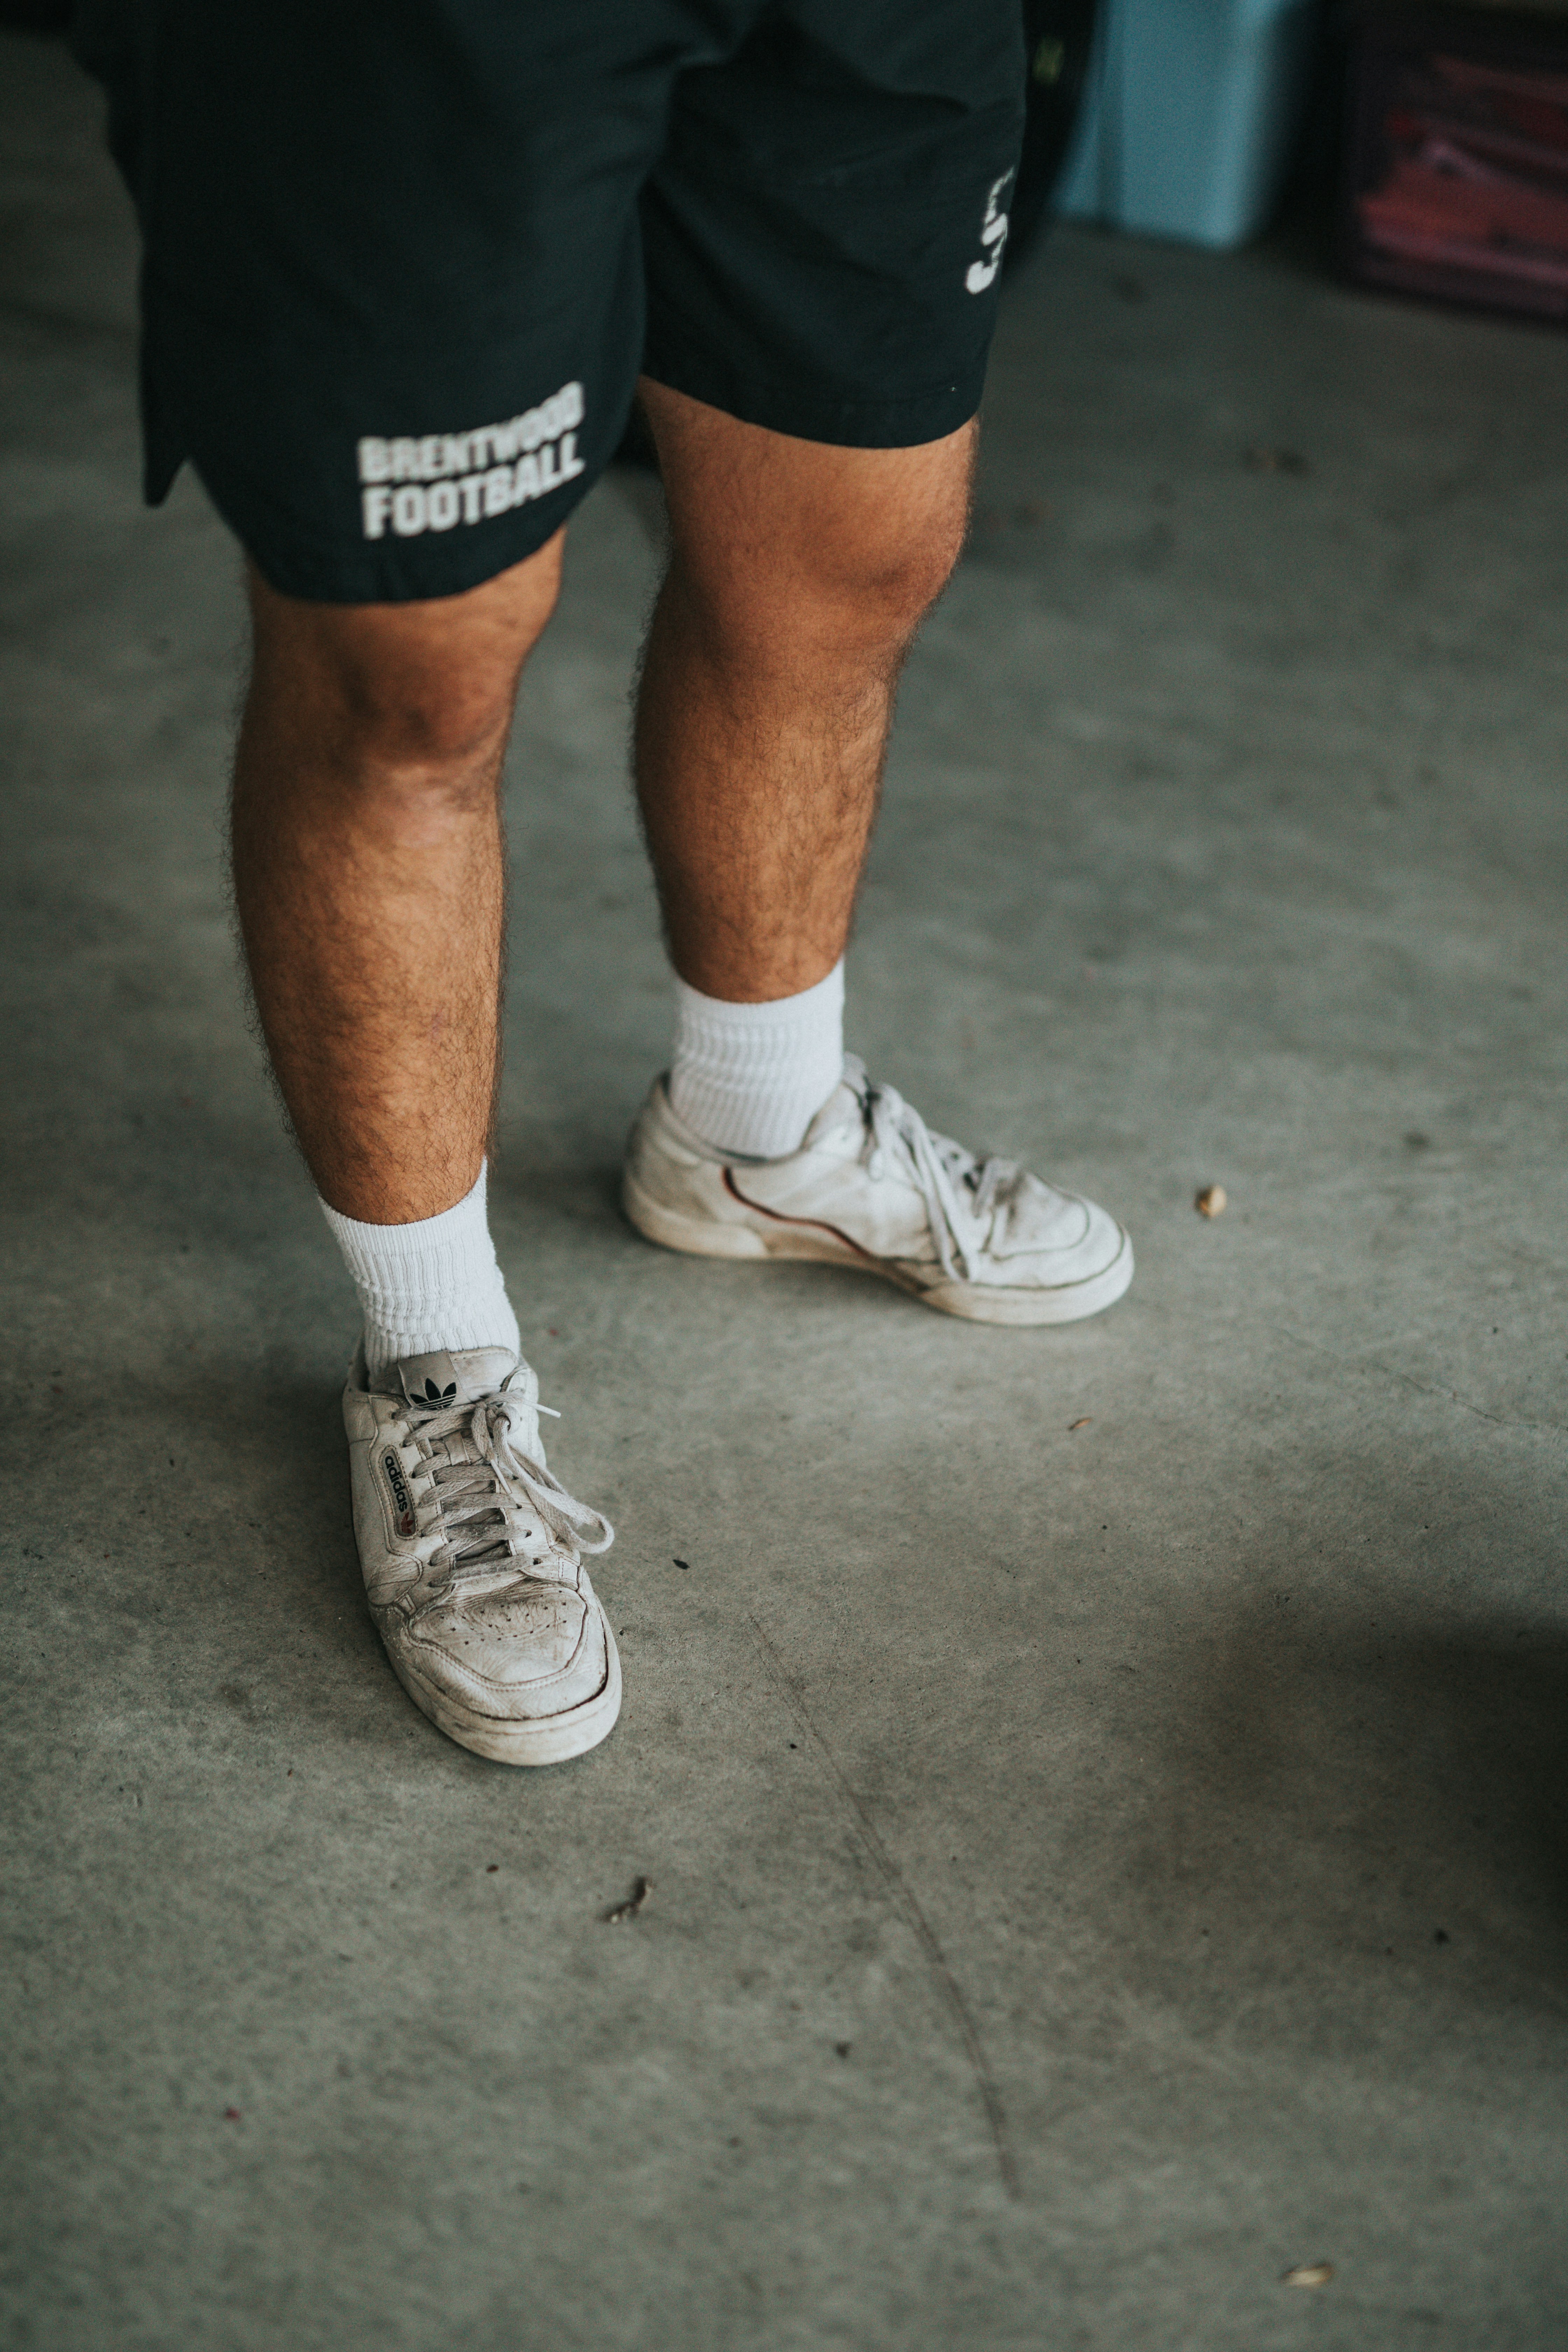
[668,961,845,1158]
[320,1163,521,1376]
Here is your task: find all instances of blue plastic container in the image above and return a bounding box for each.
[1055,0,1321,248]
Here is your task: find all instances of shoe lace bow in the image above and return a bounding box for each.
[401,1365,613,1588]
[851,1055,1022,1284]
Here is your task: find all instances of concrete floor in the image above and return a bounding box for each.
[4,29,1567,2352]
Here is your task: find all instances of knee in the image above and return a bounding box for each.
[244,538,563,785]
[829,516,968,645]
[671,474,970,671]
[316,651,520,785]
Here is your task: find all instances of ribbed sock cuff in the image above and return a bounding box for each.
[320,1163,521,1379]
[668,960,846,1158]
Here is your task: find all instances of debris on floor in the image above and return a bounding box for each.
[1281,2262,1334,2288]
[1245,445,1310,476]
[1195,1184,1227,1216]
[605,1876,653,1924]
[1069,1417,1092,1431]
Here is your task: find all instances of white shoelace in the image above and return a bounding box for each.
[849,1056,1021,1285]
[400,1367,613,1591]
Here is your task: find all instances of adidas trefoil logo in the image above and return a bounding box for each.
[420,1379,457,1402]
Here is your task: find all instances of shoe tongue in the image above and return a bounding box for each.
[378,1346,522,1407]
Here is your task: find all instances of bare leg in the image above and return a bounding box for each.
[634,383,975,1003]
[230,536,562,1224]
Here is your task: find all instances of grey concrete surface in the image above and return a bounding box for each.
[3,29,1566,2352]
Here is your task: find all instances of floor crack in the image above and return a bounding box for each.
[1272,1325,1564,1436]
[746,1609,1020,2200]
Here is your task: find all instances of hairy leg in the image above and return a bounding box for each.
[230,536,562,1224]
[634,384,975,1003]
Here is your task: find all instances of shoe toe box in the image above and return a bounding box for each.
[398,1574,611,1721]
[989,1180,1123,1282]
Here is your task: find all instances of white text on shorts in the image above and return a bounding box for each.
[357,380,586,540]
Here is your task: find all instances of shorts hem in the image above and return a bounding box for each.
[639,341,987,451]
[201,463,599,604]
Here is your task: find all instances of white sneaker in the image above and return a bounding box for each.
[623,1056,1134,1326]
[342,1345,619,1766]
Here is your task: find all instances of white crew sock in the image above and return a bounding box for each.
[668,960,846,1158]
[320,1163,521,1380]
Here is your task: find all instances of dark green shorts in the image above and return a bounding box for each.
[76,1,1026,603]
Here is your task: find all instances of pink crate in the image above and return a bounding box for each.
[1343,4,1568,321]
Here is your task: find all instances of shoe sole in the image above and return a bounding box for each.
[622,1172,1135,1326]
[384,1620,623,1767]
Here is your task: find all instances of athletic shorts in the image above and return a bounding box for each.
[74,1,1027,603]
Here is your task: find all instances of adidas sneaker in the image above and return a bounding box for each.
[622,1056,1133,1325]
[343,1345,618,1765]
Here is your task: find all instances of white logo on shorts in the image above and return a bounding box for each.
[356,380,587,540]
[965,176,1013,294]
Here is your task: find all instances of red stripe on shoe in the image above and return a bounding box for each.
[722,1167,880,1262]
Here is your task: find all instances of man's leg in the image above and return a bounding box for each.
[231,534,563,1228]
[232,538,562,1374]
[232,531,621,1770]
[634,384,975,1008]
[631,383,974,1161]
[623,385,1134,1326]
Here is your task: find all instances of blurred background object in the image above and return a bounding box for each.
[1007,0,1104,262]
[1342,1,1568,322]
[1055,0,1324,245]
